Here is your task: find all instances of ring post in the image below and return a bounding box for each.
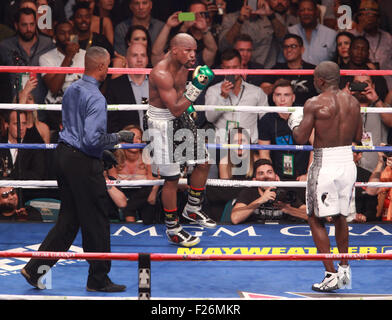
[138,253,151,300]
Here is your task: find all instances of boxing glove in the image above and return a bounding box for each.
[287,108,303,131]
[116,130,135,143]
[184,65,215,102]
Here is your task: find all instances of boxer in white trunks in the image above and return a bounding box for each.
[288,61,363,292]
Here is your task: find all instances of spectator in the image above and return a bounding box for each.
[108,125,160,224]
[205,127,256,222]
[114,0,164,56]
[340,36,389,101]
[205,48,268,146]
[201,0,227,43]
[39,20,86,135]
[0,110,47,194]
[0,187,42,221]
[2,0,66,31]
[0,7,55,103]
[233,33,265,87]
[151,1,218,67]
[16,76,50,144]
[323,0,359,31]
[105,42,149,132]
[288,0,337,65]
[219,127,256,180]
[343,74,388,173]
[218,0,286,68]
[261,33,317,106]
[231,158,307,224]
[349,142,383,223]
[93,0,123,28]
[83,0,115,45]
[352,0,392,91]
[111,24,152,74]
[72,2,114,57]
[258,79,312,181]
[334,31,354,67]
[378,0,392,34]
[377,152,392,221]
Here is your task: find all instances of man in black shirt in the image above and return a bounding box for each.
[258,79,312,181]
[261,33,317,106]
[231,158,307,224]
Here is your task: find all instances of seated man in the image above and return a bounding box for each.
[0,187,42,221]
[231,158,307,224]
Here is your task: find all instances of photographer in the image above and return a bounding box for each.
[231,158,307,224]
[343,74,388,173]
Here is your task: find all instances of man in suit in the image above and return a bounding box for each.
[105,42,149,132]
[0,110,46,181]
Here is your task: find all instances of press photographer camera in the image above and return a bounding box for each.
[257,187,300,221]
[230,159,308,224]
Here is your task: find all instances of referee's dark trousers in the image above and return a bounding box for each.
[24,142,111,288]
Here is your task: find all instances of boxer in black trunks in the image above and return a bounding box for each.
[146,33,216,247]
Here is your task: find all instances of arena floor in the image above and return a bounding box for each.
[1,222,392,301]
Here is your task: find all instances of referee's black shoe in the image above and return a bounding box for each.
[86,278,126,292]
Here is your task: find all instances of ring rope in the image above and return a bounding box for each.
[0,250,391,261]
[0,143,391,153]
[1,66,392,76]
[1,179,392,189]
[1,104,391,114]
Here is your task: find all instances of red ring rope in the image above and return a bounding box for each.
[1,251,392,261]
[0,66,391,76]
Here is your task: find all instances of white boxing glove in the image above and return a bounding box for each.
[287,108,303,131]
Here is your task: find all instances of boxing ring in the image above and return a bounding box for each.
[0,66,392,301]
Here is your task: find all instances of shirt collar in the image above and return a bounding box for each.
[82,74,100,86]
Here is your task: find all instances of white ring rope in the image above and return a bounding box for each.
[0,179,392,189]
[0,103,392,114]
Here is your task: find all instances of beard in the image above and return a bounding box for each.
[353,92,369,104]
[18,30,35,42]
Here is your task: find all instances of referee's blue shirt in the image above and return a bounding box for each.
[58,75,119,158]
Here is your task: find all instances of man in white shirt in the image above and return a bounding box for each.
[205,48,268,145]
[39,21,86,131]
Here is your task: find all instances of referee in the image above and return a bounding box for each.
[21,46,134,292]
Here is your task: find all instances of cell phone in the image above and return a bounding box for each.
[349,81,368,92]
[225,75,236,85]
[247,0,258,11]
[70,34,79,43]
[178,12,196,22]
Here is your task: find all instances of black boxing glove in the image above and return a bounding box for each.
[102,150,118,170]
[116,130,135,143]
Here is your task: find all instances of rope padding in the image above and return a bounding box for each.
[1,250,392,261]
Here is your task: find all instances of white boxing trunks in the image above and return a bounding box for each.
[306,145,356,218]
[143,105,209,180]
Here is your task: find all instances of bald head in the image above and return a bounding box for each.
[314,61,340,86]
[170,33,196,49]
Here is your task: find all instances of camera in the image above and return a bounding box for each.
[270,188,298,205]
[349,81,368,92]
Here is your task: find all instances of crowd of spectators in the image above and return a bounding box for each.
[0,0,391,224]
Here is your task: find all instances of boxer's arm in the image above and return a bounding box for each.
[152,69,191,117]
[292,101,315,145]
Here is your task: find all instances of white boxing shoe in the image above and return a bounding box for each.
[312,271,339,292]
[337,264,352,289]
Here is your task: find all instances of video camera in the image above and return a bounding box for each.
[269,188,298,206]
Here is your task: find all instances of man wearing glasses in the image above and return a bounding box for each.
[261,33,317,106]
[0,187,42,221]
